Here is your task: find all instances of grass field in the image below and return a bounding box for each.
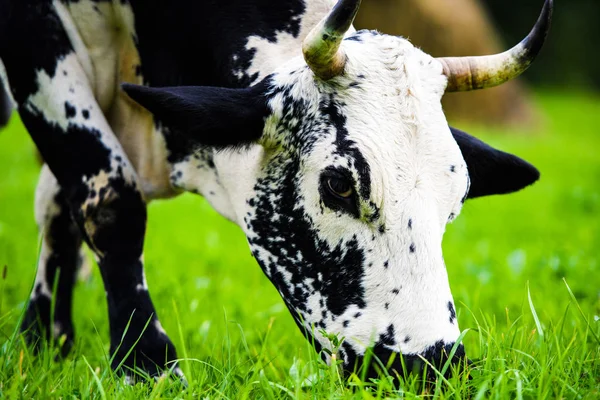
[0,92,599,398]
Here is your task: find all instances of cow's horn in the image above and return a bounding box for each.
[302,0,361,80]
[438,0,553,92]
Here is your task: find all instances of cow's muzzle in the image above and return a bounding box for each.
[341,341,469,382]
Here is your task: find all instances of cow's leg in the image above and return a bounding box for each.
[21,166,83,357]
[1,2,180,379]
[0,75,12,127]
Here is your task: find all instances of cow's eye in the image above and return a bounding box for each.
[327,177,353,198]
[319,169,359,218]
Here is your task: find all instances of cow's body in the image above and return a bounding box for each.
[0,0,336,379]
[4,0,331,201]
[0,0,552,382]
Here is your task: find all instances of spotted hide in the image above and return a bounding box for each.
[0,0,551,383]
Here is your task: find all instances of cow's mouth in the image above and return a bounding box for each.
[340,341,468,382]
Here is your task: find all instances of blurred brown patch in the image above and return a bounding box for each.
[355,0,542,129]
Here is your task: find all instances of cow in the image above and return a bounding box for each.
[0,0,553,383]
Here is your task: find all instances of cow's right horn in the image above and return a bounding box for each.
[438,0,553,92]
[302,0,361,80]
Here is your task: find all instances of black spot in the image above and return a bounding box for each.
[450,165,456,173]
[64,102,76,119]
[343,320,349,328]
[320,95,371,200]
[15,108,113,196]
[82,109,90,119]
[345,35,362,42]
[385,303,389,309]
[448,212,456,221]
[409,243,416,253]
[378,225,385,234]
[378,324,395,346]
[366,201,380,223]
[461,176,471,204]
[403,335,411,343]
[383,261,389,269]
[391,288,399,295]
[408,218,412,229]
[448,301,456,324]
[354,312,362,319]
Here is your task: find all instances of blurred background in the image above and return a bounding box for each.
[355,0,599,127]
[0,0,598,395]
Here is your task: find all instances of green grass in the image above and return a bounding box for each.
[0,91,599,398]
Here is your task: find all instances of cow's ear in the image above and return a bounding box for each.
[450,126,540,199]
[122,82,269,149]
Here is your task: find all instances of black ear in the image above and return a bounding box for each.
[450,126,540,199]
[122,81,270,149]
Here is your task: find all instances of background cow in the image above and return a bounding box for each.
[0,0,551,382]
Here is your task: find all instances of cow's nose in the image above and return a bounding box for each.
[344,341,468,382]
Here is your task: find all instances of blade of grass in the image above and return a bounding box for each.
[527,282,544,338]
[563,278,600,345]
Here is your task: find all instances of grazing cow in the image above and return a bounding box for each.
[0,0,552,382]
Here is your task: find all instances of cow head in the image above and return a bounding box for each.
[123,0,552,379]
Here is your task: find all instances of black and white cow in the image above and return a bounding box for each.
[0,0,552,382]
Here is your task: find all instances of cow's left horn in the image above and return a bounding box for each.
[302,0,361,80]
[439,0,553,92]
